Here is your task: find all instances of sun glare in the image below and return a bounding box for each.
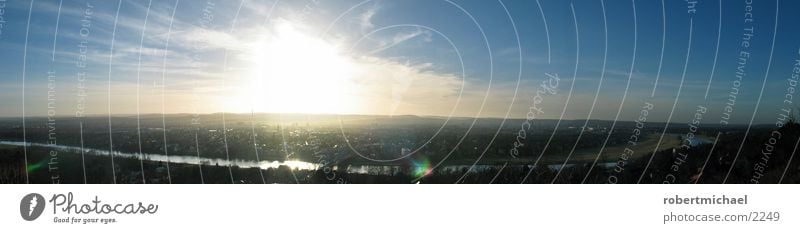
[244,22,358,114]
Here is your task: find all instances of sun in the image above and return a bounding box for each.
[241,21,359,115]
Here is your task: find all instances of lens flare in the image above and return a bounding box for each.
[26,159,47,173]
[411,158,432,178]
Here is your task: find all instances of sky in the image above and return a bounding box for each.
[0,0,799,124]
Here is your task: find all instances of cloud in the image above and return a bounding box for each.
[3,2,483,118]
[368,28,432,55]
[358,5,379,31]
[174,28,246,51]
[216,19,465,116]
[347,57,463,116]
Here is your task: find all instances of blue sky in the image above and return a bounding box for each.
[0,0,798,125]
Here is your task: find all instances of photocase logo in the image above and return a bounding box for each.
[20,193,45,221]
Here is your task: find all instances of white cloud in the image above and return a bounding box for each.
[347,57,463,116]
[222,20,465,116]
[369,28,432,54]
[175,28,246,51]
[358,5,379,31]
